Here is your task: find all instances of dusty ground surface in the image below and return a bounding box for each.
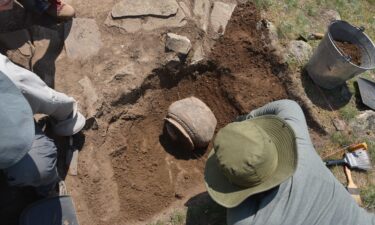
[0,1,327,225]
[67,3,287,225]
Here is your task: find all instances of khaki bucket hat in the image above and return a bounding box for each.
[204,115,297,208]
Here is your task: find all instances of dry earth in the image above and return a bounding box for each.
[0,1,326,225]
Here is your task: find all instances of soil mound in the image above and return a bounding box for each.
[76,3,288,224]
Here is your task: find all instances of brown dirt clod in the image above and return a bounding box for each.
[334,41,362,66]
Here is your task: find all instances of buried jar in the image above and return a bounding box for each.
[164,97,217,151]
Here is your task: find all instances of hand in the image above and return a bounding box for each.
[0,0,13,11]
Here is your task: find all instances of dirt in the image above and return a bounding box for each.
[334,40,362,66]
[0,2,289,225]
[71,3,288,224]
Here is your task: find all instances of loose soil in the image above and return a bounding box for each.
[0,2,289,225]
[74,3,288,224]
[334,40,362,66]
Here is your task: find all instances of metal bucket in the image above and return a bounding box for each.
[306,20,375,89]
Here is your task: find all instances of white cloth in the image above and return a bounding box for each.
[0,53,75,121]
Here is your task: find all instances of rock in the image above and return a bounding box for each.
[193,0,210,32]
[179,1,192,18]
[79,76,99,117]
[321,9,341,26]
[110,64,136,82]
[210,2,236,36]
[165,33,192,55]
[0,29,33,69]
[105,8,186,33]
[288,40,312,63]
[64,18,103,60]
[191,44,204,64]
[350,111,375,132]
[332,118,346,131]
[111,0,179,18]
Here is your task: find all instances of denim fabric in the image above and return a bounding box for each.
[21,0,49,13]
[3,125,58,196]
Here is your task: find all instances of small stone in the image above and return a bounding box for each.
[165,33,192,55]
[179,1,192,17]
[350,111,375,132]
[105,8,186,33]
[64,18,103,60]
[191,44,205,64]
[193,0,211,32]
[175,193,184,199]
[210,2,236,36]
[111,0,179,18]
[288,40,312,63]
[332,118,346,131]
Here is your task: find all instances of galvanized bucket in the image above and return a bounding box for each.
[306,20,375,89]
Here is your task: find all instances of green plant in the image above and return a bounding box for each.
[339,104,359,122]
[286,0,298,8]
[148,221,165,225]
[306,4,318,16]
[253,0,274,10]
[331,131,353,146]
[170,211,186,225]
[277,21,294,39]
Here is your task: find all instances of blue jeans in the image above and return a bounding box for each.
[3,125,59,196]
[21,0,50,13]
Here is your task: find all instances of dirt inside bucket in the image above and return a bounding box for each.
[334,40,362,66]
[72,3,289,224]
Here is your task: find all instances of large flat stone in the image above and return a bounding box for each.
[210,2,236,36]
[193,0,210,32]
[105,8,186,33]
[111,0,179,18]
[64,18,103,60]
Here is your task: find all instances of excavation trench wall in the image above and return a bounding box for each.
[73,4,291,224]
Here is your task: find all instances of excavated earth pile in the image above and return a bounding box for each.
[74,3,289,225]
[0,2,292,225]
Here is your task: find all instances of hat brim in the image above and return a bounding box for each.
[204,115,297,208]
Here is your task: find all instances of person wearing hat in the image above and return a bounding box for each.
[0,53,85,195]
[205,100,375,225]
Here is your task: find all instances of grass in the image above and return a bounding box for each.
[256,0,375,43]
[255,0,375,211]
[338,104,359,121]
[361,185,375,210]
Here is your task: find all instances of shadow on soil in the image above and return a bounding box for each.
[185,192,227,225]
[0,1,73,88]
[301,69,352,110]
[159,126,207,160]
